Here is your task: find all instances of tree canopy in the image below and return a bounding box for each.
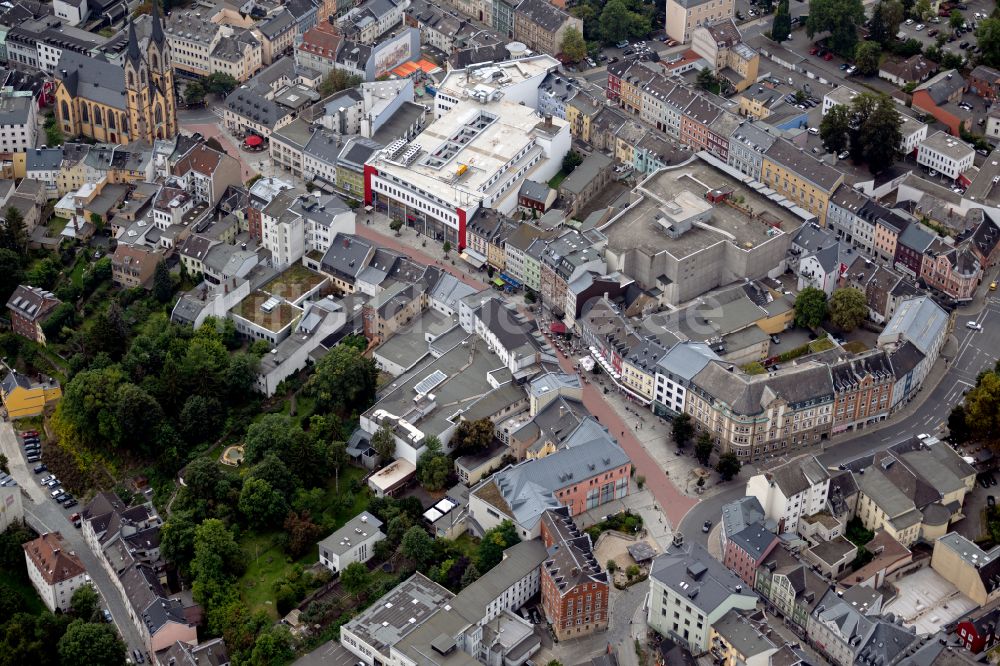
[806,0,865,56]
[560,27,587,62]
[829,287,868,331]
[978,19,1000,68]
[450,418,495,456]
[306,344,378,416]
[57,620,126,666]
[854,40,882,75]
[771,0,791,42]
[793,287,828,329]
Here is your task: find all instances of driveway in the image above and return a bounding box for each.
[0,422,146,653]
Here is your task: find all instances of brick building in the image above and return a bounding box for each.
[539,510,609,640]
[722,521,779,587]
[6,285,60,345]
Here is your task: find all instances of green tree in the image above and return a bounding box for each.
[806,0,865,56]
[979,18,1000,68]
[203,72,239,96]
[178,394,221,444]
[948,403,971,443]
[793,287,829,328]
[821,104,851,155]
[401,526,435,568]
[869,0,903,45]
[0,205,27,253]
[239,477,289,529]
[626,564,640,579]
[340,560,372,598]
[716,451,742,481]
[389,219,403,236]
[913,0,930,19]
[184,81,206,105]
[371,423,396,461]
[416,437,451,491]
[248,626,294,666]
[306,344,378,414]
[460,562,481,588]
[856,93,902,174]
[153,260,172,303]
[283,510,324,558]
[0,249,24,305]
[191,518,244,613]
[672,413,693,449]
[318,70,364,97]
[854,40,882,75]
[70,584,100,621]
[54,365,126,448]
[696,68,719,93]
[829,287,868,331]
[950,9,964,30]
[25,257,59,290]
[561,26,587,62]
[964,371,1000,440]
[562,150,583,174]
[57,619,126,666]
[451,418,495,456]
[477,520,520,571]
[599,0,646,43]
[771,0,791,42]
[114,383,164,453]
[695,432,714,465]
[606,559,618,573]
[160,513,199,574]
[443,240,452,257]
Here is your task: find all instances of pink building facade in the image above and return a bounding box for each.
[552,463,631,516]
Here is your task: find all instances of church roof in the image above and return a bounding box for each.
[57,51,127,110]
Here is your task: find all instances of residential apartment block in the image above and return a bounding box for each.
[23,532,88,612]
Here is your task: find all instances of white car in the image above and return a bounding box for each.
[967,321,983,330]
[807,127,820,135]
[929,169,938,177]
[905,18,914,25]
[915,23,924,31]
[846,65,856,74]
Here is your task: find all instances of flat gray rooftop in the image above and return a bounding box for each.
[604,157,803,259]
[366,336,507,440]
[342,573,453,652]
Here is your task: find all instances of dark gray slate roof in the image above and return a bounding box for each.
[56,50,127,110]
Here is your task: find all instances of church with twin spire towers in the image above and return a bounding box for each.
[54,5,178,145]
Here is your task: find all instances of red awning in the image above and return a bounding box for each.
[550,322,567,334]
[245,135,263,147]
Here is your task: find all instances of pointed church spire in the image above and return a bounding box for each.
[151,1,166,47]
[126,18,141,65]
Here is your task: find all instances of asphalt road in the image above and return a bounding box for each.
[0,423,145,654]
[676,296,1000,547]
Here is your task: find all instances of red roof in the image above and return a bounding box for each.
[245,135,263,147]
[550,322,567,334]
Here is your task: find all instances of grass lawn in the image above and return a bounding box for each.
[548,171,568,189]
[237,466,370,617]
[843,340,869,354]
[451,533,480,560]
[0,569,45,615]
[68,256,88,288]
[46,216,68,237]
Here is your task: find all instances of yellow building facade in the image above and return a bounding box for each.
[54,6,177,145]
[1,373,62,419]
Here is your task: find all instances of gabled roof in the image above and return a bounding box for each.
[650,541,755,615]
[23,532,86,585]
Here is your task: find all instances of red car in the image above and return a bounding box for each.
[809,46,818,55]
[824,52,834,60]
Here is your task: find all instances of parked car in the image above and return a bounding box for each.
[26,455,40,463]
[771,335,781,344]
[961,41,970,49]
[846,65,856,74]
[808,127,820,135]
[702,520,712,533]
[616,40,629,49]
[929,169,939,176]
[928,28,938,36]
[40,475,54,484]
[70,512,82,527]
[32,464,47,474]
[989,496,996,508]
[43,478,59,488]
[915,23,924,30]
[838,151,850,159]
[50,488,64,499]
[824,52,834,60]
[905,18,913,24]
[60,494,74,505]
[102,609,112,623]
[809,46,819,54]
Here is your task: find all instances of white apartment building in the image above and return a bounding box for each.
[366,100,569,248]
[821,86,859,116]
[318,512,384,573]
[23,532,88,612]
[0,95,37,153]
[745,455,831,534]
[899,115,928,156]
[433,55,560,119]
[652,342,719,418]
[262,190,356,267]
[917,130,975,180]
[647,539,757,655]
